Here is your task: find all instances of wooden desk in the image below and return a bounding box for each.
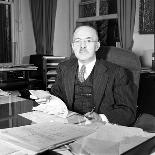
[1,103,155,155]
[0,95,34,129]
[0,65,37,90]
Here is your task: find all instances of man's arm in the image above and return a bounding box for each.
[30,64,67,105]
[50,64,68,104]
[100,67,138,126]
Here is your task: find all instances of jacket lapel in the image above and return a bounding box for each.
[64,60,78,109]
[93,59,109,112]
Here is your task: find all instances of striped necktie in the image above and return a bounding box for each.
[78,65,86,83]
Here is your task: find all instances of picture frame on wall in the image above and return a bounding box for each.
[139,0,154,34]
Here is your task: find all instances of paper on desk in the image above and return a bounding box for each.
[29,90,51,99]
[0,139,20,155]
[20,111,92,125]
[0,89,10,96]
[95,124,155,154]
[32,95,68,118]
[0,122,95,153]
[19,111,68,124]
[69,124,155,155]
[70,136,120,155]
[0,138,35,155]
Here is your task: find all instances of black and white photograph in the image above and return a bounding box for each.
[0,0,154,154]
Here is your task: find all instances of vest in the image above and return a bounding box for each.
[73,68,95,115]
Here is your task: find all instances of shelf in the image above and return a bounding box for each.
[47,70,57,75]
[43,56,65,60]
[43,56,65,90]
[48,77,55,82]
[47,83,53,89]
[47,63,59,66]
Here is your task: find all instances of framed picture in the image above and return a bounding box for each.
[139,0,154,34]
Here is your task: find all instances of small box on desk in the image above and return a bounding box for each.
[152,53,155,71]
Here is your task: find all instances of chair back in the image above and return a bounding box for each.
[97,46,141,89]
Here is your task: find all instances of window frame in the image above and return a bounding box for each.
[76,0,118,23]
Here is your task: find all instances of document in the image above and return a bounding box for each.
[29,90,68,118]
[0,122,95,153]
[19,111,91,125]
[69,124,155,155]
[0,139,19,155]
[19,111,68,124]
[0,139,35,155]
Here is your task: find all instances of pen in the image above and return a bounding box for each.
[90,107,95,113]
[84,107,95,120]
[74,119,86,125]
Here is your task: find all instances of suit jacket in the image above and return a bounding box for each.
[50,57,137,126]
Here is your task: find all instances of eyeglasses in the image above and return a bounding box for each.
[72,39,98,47]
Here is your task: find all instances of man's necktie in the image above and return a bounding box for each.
[78,65,86,83]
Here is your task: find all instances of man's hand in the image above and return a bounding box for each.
[29,90,52,104]
[84,112,102,122]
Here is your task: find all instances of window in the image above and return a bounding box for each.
[76,0,119,47]
[0,0,13,64]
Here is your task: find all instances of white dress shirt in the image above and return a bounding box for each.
[78,59,109,123]
[78,59,96,80]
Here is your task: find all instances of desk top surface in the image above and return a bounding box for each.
[0,95,34,129]
[0,96,155,155]
[0,64,37,71]
[0,95,26,104]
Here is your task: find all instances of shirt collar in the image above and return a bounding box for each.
[78,58,96,74]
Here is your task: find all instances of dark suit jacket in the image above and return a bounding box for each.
[50,57,137,126]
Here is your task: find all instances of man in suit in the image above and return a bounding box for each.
[48,25,137,126]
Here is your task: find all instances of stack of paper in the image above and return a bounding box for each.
[0,139,35,155]
[29,90,68,118]
[0,122,95,154]
[19,111,68,124]
[19,111,91,125]
[0,89,10,96]
[69,124,155,155]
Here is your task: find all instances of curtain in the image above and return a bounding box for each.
[117,0,136,50]
[0,2,12,63]
[14,0,24,64]
[29,0,57,55]
[45,0,57,55]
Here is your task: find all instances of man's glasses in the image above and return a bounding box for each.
[72,39,98,47]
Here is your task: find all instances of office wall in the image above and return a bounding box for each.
[20,0,36,64]
[53,0,71,57]
[133,0,154,67]
[20,0,154,64]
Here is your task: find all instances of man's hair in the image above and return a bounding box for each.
[73,25,99,40]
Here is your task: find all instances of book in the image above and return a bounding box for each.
[0,122,95,153]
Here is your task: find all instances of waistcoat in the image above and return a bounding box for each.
[73,68,95,115]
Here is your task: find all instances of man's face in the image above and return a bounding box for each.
[72,26,100,64]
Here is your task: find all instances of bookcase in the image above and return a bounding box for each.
[43,56,66,90]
